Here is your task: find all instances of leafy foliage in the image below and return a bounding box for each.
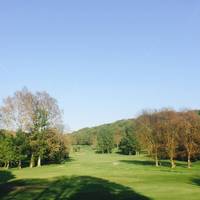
[119,126,140,155]
[0,89,70,168]
[135,109,200,168]
[72,119,140,155]
[97,128,114,153]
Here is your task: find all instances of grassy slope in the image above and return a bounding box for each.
[0,146,200,200]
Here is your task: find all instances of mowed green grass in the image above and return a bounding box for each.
[0,146,200,200]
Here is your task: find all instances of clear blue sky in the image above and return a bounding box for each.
[0,1,200,131]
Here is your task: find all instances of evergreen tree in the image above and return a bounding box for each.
[97,128,114,153]
[119,127,140,155]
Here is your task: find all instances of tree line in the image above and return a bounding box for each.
[136,109,200,168]
[0,88,70,169]
[1,88,200,169]
[72,109,200,168]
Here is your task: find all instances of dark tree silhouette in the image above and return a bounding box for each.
[0,176,150,200]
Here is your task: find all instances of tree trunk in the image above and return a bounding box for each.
[155,155,159,167]
[171,158,176,168]
[37,155,41,167]
[18,160,22,169]
[6,161,10,169]
[30,154,34,168]
[188,152,192,168]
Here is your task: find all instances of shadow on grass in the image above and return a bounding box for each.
[116,151,135,156]
[0,170,15,184]
[0,175,151,200]
[64,157,76,163]
[44,157,76,165]
[120,160,187,168]
[192,178,200,187]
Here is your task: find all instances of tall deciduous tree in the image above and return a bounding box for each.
[30,91,63,167]
[180,111,200,168]
[136,111,163,167]
[0,88,35,132]
[159,110,180,168]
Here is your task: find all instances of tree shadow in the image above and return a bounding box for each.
[191,178,200,187]
[120,160,155,166]
[43,157,75,165]
[120,160,187,168]
[116,151,135,155]
[0,176,151,200]
[65,157,76,162]
[0,170,15,184]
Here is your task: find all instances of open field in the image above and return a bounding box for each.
[0,146,200,200]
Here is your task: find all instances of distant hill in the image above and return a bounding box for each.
[72,119,135,145]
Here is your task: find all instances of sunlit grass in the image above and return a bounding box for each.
[1,146,200,200]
